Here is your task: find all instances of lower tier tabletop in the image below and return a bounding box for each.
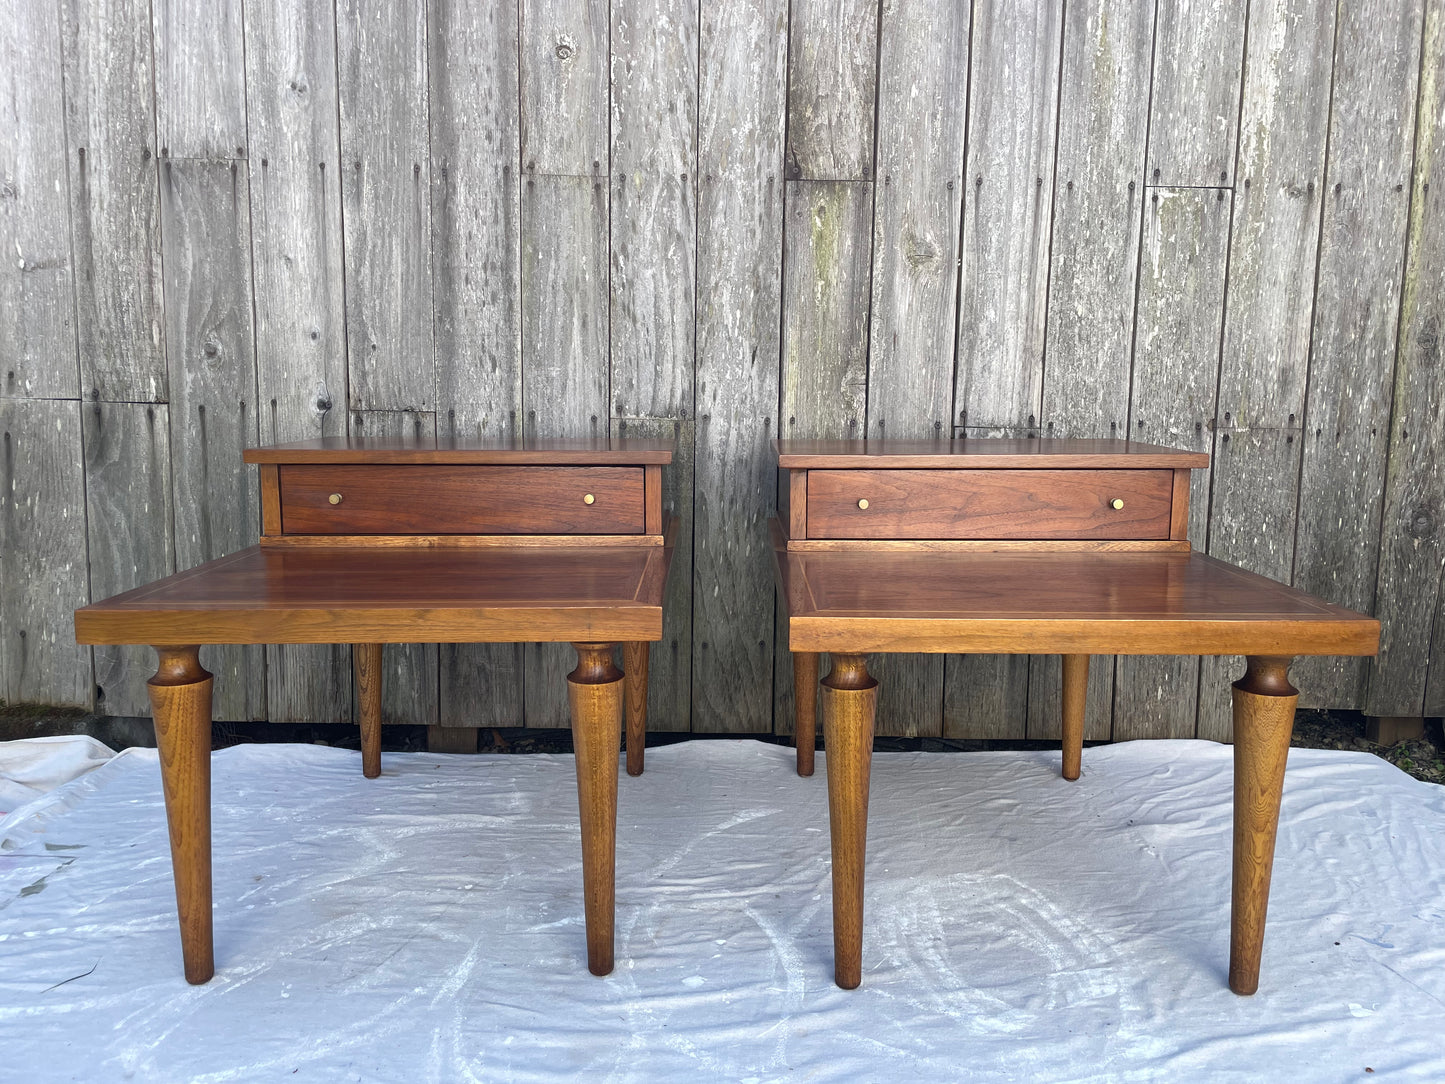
[75,543,671,645]
[772,524,1378,657]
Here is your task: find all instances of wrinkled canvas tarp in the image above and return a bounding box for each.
[1,738,1442,1083]
[0,735,113,818]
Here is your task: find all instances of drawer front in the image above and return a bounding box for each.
[280,465,646,535]
[807,469,1174,540]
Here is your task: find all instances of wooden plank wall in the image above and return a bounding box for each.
[2,0,1442,736]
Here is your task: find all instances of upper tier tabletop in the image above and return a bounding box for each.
[773,438,1208,469]
[244,436,675,465]
[773,529,1378,657]
[75,543,670,646]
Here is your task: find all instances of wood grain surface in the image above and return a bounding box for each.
[242,0,353,726]
[775,540,1379,657]
[691,0,786,736]
[1294,0,1425,710]
[279,465,645,536]
[954,0,1061,431]
[1,0,78,399]
[76,543,671,646]
[775,439,1208,470]
[10,0,1441,737]
[1146,0,1245,187]
[147,645,214,985]
[805,469,1174,541]
[0,400,91,706]
[1365,0,1443,719]
[160,159,264,721]
[336,0,433,414]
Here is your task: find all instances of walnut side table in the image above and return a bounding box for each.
[75,436,675,983]
[771,438,1379,994]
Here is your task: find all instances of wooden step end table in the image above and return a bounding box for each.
[76,436,675,983]
[771,438,1380,994]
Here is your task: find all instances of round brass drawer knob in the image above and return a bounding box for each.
[857,498,870,510]
[1110,498,1124,510]
[583,493,596,505]
[328,493,344,505]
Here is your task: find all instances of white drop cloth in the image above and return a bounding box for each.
[0,739,1441,1083]
[0,735,114,820]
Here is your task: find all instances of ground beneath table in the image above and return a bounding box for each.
[2,739,1442,1082]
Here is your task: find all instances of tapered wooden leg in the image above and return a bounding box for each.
[1061,653,1088,781]
[1229,655,1298,995]
[794,651,820,777]
[568,642,623,976]
[354,643,383,779]
[623,641,648,777]
[822,652,877,990]
[148,645,215,985]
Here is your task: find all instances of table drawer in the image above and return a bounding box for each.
[807,469,1174,540]
[279,465,645,535]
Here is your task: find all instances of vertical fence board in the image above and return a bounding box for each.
[1428,582,1445,717]
[946,2,1062,737]
[863,0,971,739]
[868,0,968,445]
[348,409,439,727]
[244,0,347,442]
[1199,430,1302,739]
[336,0,433,413]
[776,178,873,728]
[520,173,609,726]
[692,0,786,735]
[1,0,78,400]
[60,0,166,403]
[955,0,1061,431]
[429,0,525,729]
[610,0,697,729]
[1,400,91,706]
[245,0,351,724]
[520,0,608,176]
[151,0,246,159]
[942,652,1031,740]
[779,182,872,443]
[1215,0,1336,431]
[1116,186,1230,739]
[83,402,174,717]
[785,0,878,181]
[1369,0,1445,719]
[521,176,610,440]
[1032,0,1154,741]
[1147,0,1246,187]
[615,416,693,729]
[160,159,264,721]
[431,0,522,442]
[1294,0,1424,709]
[1202,0,1337,740]
[1041,0,1154,436]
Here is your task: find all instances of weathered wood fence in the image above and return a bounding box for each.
[2,0,1442,740]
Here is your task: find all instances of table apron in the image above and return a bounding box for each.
[786,618,1381,656]
[75,607,664,646]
